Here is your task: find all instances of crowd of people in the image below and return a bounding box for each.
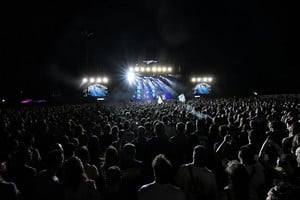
[0,97,300,200]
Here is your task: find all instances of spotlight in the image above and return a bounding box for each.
[96,78,102,83]
[135,67,139,72]
[157,67,162,72]
[146,67,151,72]
[191,78,196,82]
[129,67,134,72]
[90,78,95,83]
[208,77,213,82]
[152,67,157,72]
[168,67,172,72]
[82,78,88,83]
[162,67,167,72]
[103,77,108,83]
[203,77,208,82]
[127,71,136,84]
[197,78,201,82]
[141,67,145,72]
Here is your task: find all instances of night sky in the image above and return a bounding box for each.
[0,0,293,98]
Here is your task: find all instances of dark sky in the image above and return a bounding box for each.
[0,0,293,98]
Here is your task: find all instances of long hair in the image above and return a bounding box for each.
[102,146,118,170]
[63,156,88,188]
[226,160,249,200]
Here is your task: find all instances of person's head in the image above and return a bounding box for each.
[0,153,7,176]
[196,118,206,131]
[249,120,259,129]
[122,143,136,160]
[76,146,90,164]
[137,126,146,137]
[70,138,79,147]
[248,129,260,145]
[47,149,64,171]
[63,156,87,187]
[176,122,185,135]
[219,125,229,138]
[268,121,281,132]
[144,122,151,131]
[226,160,249,200]
[23,133,35,147]
[105,166,122,186]
[295,147,300,167]
[276,154,298,176]
[226,160,249,186]
[103,124,112,135]
[238,145,256,165]
[64,142,75,160]
[16,146,32,165]
[50,143,64,152]
[288,122,300,137]
[185,121,195,134]
[152,154,173,184]
[266,183,299,200]
[154,121,165,137]
[103,146,118,169]
[193,145,207,167]
[111,125,119,138]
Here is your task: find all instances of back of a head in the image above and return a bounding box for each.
[106,166,122,185]
[137,126,146,137]
[176,122,185,134]
[47,149,64,170]
[123,143,136,159]
[185,121,195,133]
[154,121,165,137]
[267,183,300,200]
[104,146,118,168]
[277,154,298,174]
[193,145,207,167]
[64,142,75,159]
[0,153,7,174]
[63,156,86,187]
[248,129,260,144]
[196,118,206,130]
[226,160,249,186]
[76,146,90,163]
[238,145,256,165]
[144,122,151,131]
[219,125,229,138]
[152,154,172,184]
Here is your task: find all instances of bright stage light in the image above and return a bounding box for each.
[141,67,145,72]
[103,77,108,83]
[135,67,139,72]
[82,78,88,83]
[146,67,151,72]
[96,78,102,83]
[129,67,134,72]
[152,67,157,72]
[191,78,196,82]
[203,77,208,82]
[157,67,162,72]
[168,67,172,72]
[127,71,136,84]
[197,78,201,82]
[162,67,167,72]
[90,78,95,83]
[208,77,212,82]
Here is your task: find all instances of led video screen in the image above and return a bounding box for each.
[84,83,108,97]
[193,82,211,95]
